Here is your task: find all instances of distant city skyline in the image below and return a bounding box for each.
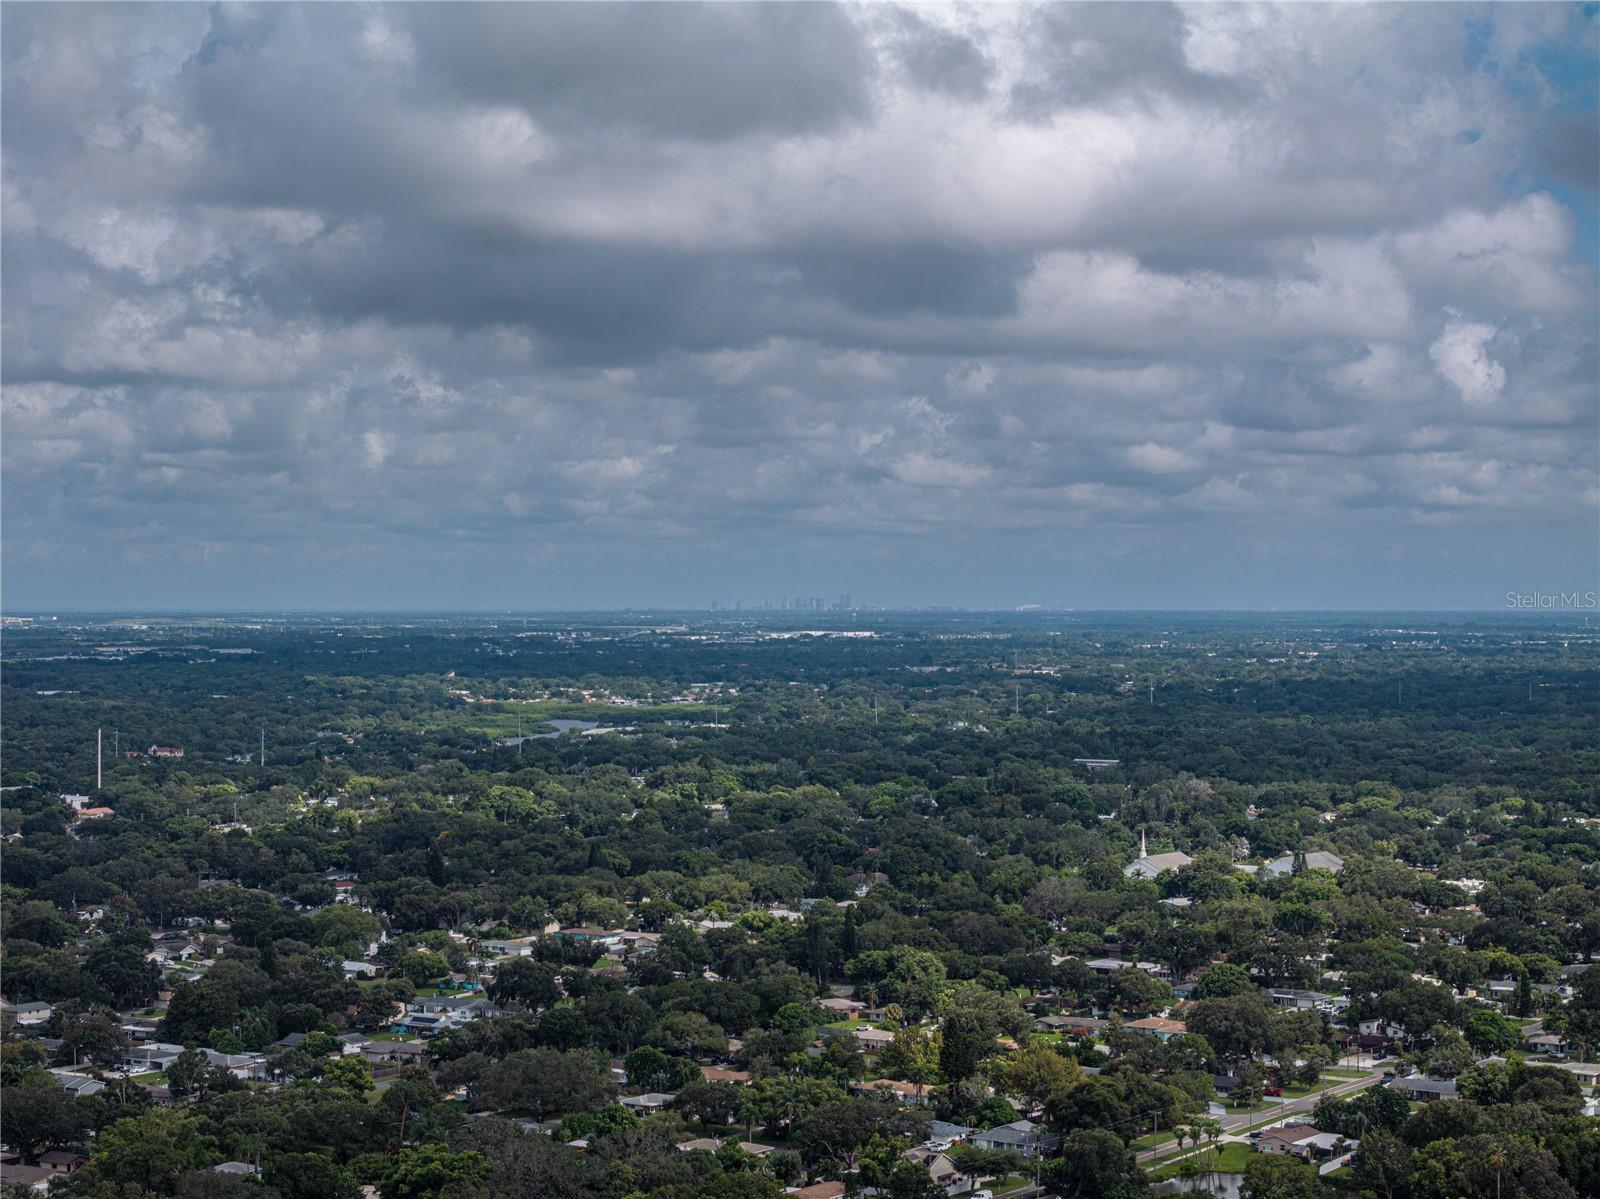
[2,3,1596,611]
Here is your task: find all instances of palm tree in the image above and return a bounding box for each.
[735,1091,763,1143]
[1189,1116,1221,1192]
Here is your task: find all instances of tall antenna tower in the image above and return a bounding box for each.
[260,727,266,767]
[96,728,102,790]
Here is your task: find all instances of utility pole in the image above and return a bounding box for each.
[1149,682,1155,705]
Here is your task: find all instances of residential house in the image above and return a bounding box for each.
[390,1012,459,1038]
[1525,1032,1570,1057]
[363,1040,428,1067]
[1484,979,1519,1008]
[619,1092,675,1114]
[1389,1077,1457,1103]
[120,1043,181,1073]
[1082,957,1169,980]
[37,1152,86,1176]
[851,1078,932,1106]
[1085,957,1137,974]
[479,938,534,959]
[817,997,867,1017]
[1357,1019,1407,1040]
[2,1001,54,1026]
[1125,1017,1187,1042]
[699,1066,752,1085]
[49,1071,104,1098]
[904,1147,962,1189]
[407,995,505,1021]
[556,927,621,946]
[0,1161,52,1193]
[789,1183,846,1199]
[969,1119,1058,1158]
[1267,989,1333,1010]
[615,931,661,955]
[845,871,890,896]
[852,1027,896,1051]
[1263,851,1345,877]
[1258,1125,1349,1159]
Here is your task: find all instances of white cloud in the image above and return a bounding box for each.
[1429,318,1506,407]
[0,1,1593,605]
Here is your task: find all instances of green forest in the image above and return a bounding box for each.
[1,611,1597,1199]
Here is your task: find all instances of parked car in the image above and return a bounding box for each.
[1264,1086,1284,1096]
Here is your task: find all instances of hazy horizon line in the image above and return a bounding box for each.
[4,605,1595,618]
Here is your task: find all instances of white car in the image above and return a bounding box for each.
[971,1191,994,1199]
[923,1139,954,1152]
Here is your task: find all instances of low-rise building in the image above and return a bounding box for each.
[969,1119,1058,1158]
[2,1001,54,1026]
[1124,1017,1187,1042]
[1263,851,1344,877]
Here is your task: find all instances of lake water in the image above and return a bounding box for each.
[501,719,601,745]
[1154,1174,1243,1199]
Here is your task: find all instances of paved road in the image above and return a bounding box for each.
[1136,1067,1386,1166]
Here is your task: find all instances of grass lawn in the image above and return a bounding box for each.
[1148,1143,1256,1181]
[1283,1077,1343,1099]
[1324,1068,1365,1080]
[821,1018,883,1031]
[1131,1130,1175,1150]
[1223,1098,1274,1113]
[987,1174,1029,1193]
[130,1071,167,1083]
[366,1031,418,1042]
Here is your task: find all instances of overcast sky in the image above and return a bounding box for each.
[3,3,1596,611]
